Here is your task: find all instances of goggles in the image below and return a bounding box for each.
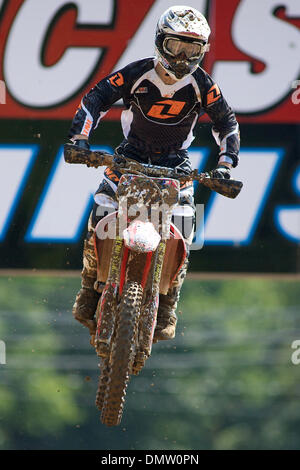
[163,37,208,60]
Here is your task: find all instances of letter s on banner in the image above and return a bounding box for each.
[213,0,300,113]
[3,0,114,107]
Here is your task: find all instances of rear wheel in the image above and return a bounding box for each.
[101,281,143,426]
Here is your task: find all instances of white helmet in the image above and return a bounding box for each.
[155,5,211,80]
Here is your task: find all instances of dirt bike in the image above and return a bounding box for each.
[64,143,242,427]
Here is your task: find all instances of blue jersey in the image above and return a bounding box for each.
[69,57,240,166]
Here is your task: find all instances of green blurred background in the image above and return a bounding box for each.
[1,273,299,450]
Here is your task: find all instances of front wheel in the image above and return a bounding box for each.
[101,281,143,426]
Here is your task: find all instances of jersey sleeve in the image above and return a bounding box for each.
[68,69,128,139]
[199,71,240,167]
[68,58,155,140]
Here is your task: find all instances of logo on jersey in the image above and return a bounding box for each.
[109,72,124,87]
[206,84,221,106]
[147,99,186,120]
[135,87,148,94]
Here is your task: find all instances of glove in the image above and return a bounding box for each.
[113,154,126,165]
[72,138,90,150]
[208,165,231,180]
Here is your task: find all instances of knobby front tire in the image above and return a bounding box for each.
[95,356,110,412]
[101,281,143,426]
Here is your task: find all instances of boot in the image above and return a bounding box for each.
[154,256,189,342]
[72,216,101,336]
[154,294,178,341]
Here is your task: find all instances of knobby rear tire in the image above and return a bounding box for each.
[101,281,143,426]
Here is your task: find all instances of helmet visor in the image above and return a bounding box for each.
[163,37,205,60]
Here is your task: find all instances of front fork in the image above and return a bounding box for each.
[132,240,167,374]
[94,235,123,357]
[94,230,155,357]
[94,237,167,365]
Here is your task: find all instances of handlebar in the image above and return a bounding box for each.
[63,143,243,199]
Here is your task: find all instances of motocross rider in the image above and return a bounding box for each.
[68,5,240,342]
